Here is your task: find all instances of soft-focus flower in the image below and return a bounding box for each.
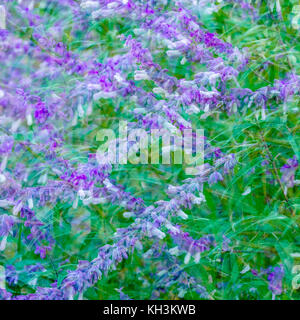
[34,102,50,124]
[267,265,284,296]
[208,171,223,185]
[0,214,15,237]
[280,156,298,189]
[0,135,13,155]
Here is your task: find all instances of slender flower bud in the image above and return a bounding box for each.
[176,210,188,220]
[184,252,191,264]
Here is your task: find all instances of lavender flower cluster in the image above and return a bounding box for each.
[0,0,299,300]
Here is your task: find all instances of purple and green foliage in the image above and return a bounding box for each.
[0,0,299,300]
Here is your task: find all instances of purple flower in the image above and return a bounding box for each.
[267,265,284,296]
[34,245,51,259]
[169,226,215,263]
[0,214,15,237]
[252,265,285,297]
[208,171,223,185]
[25,263,45,273]
[34,102,50,124]
[6,265,18,286]
[0,135,14,155]
[222,235,231,252]
[0,289,12,300]
[223,154,237,173]
[280,156,298,188]
[261,159,269,166]
[274,74,300,102]
[251,269,258,276]
[116,287,133,300]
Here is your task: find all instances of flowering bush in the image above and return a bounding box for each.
[0,0,299,300]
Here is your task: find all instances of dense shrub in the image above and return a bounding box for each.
[0,0,299,300]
